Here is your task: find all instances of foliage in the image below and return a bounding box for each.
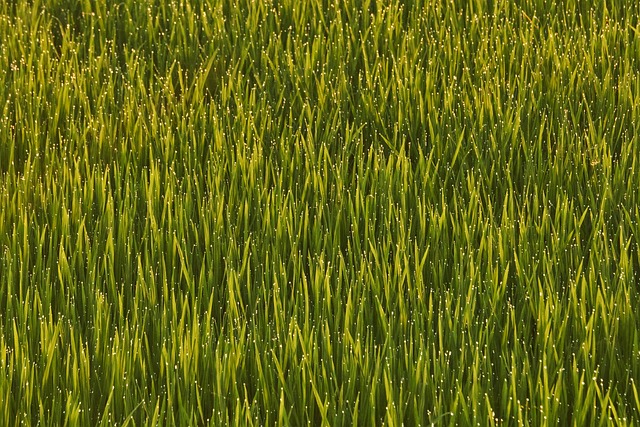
[1,0,640,425]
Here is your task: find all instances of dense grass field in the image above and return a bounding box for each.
[1,0,640,425]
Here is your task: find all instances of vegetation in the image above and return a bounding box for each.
[1,0,639,425]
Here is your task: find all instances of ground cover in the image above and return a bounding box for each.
[1,0,639,425]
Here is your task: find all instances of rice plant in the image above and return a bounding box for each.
[1,0,639,425]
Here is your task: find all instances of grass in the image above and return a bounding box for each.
[0,0,639,425]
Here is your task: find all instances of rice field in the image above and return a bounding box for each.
[1,0,640,425]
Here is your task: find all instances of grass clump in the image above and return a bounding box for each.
[1,0,640,425]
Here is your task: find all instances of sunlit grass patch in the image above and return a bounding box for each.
[1,0,639,425]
